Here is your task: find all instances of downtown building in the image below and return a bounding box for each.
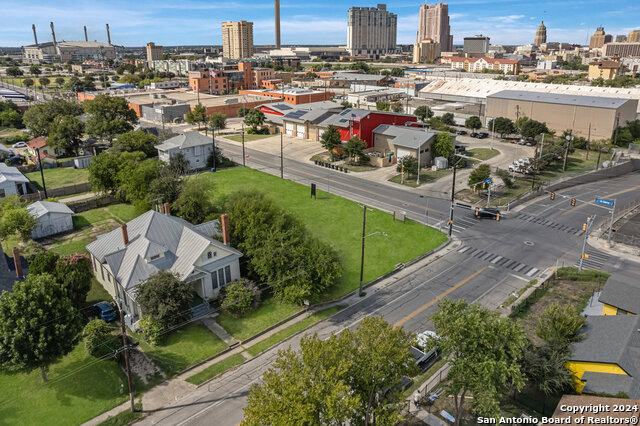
[417,2,453,52]
[222,20,254,59]
[590,27,613,49]
[146,42,163,63]
[347,4,398,58]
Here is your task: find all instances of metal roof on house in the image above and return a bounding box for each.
[27,201,74,219]
[373,124,439,149]
[599,278,640,314]
[487,89,632,109]
[86,210,242,292]
[0,163,29,184]
[156,131,212,151]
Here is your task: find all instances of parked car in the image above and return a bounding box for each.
[11,142,27,149]
[474,207,501,219]
[92,301,117,322]
[456,130,467,135]
[470,132,479,138]
[413,330,441,371]
[477,132,489,139]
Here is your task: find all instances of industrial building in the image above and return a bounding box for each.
[238,87,334,105]
[485,90,638,140]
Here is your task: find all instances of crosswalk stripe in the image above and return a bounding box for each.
[483,252,495,261]
[513,263,527,272]
[504,260,517,268]
[491,255,503,264]
[458,246,470,253]
[496,257,511,266]
[526,267,539,277]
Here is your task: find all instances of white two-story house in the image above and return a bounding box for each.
[156,131,213,171]
[86,209,242,327]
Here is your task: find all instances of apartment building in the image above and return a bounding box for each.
[347,4,397,58]
[222,21,254,59]
[450,57,520,74]
[146,42,163,63]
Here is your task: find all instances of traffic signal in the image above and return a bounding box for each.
[496,213,500,221]
[571,198,576,206]
[482,182,486,189]
[582,253,590,259]
[582,223,587,231]
[550,192,555,200]
[475,207,479,216]
[473,185,476,192]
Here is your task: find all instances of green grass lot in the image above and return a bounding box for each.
[25,167,89,190]
[8,76,70,89]
[467,148,500,161]
[193,167,447,300]
[227,134,272,143]
[0,344,129,426]
[96,403,143,426]
[537,148,612,181]
[135,323,227,377]
[246,306,343,356]
[186,354,246,386]
[217,297,301,342]
[389,168,452,187]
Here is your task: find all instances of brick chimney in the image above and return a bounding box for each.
[221,214,230,246]
[163,203,170,215]
[12,247,23,278]
[121,223,129,245]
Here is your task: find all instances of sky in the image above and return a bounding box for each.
[1,0,639,47]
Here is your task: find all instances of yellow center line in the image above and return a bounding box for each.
[558,185,640,217]
[394,265,488,328]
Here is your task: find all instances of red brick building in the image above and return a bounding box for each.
[239,87,334,105]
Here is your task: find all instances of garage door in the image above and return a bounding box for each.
[296,126,305,138]
[285,122,294,136]
[397,148,411,159]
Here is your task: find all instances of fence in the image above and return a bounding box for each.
[21,182,92,202]
[65,195,118,213]
[419,363,451,397]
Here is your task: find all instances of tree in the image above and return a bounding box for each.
[536,303,585,345]
[185,103,208,132]
[209,113,226,134]
[441,112,455,126]
[0,207,36,241]
[147,164,182,206]
[65,76,85,93]
[0,108,23,129]
[88,151,126,194]
[320,125,341,161]
[82,75,96,91]
[173,178,216,224]
[343,136,366,165]
[6,66,23,77]
[340,100,352,109]
[397,155,418,179]
[29,252,92,309]
[430,300,527,423]
[237,107,250,117]
[0,273,83,381]
[22,98,84,137]
[522,342,574,397]
[112,130,158,158]
[28,251,59,275]
[38,77,50,91]
[118,158,161,203]
[375,101,390,111]
[390,102,403,113]
[244,110,266,132]
[468,164,491,188]
[520,119,549,140]
[135,271,193,329]
[495,168,514,188]
[390,67,404,77]
[465,116,482,131]
[432,131,454,159]
[83,319,120,358]
[47,115,85,155]
[29,65,41,75]
[488,117,516,138]
[22,78,34,94]
[84,94,138,141]
[221,279,261,317]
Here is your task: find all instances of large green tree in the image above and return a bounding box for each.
[488,117,516,138]
[430,300,527,424]
[209,113,226,134]
[88,150,146,195]
[397,155,418,179]
[465,116,482,131]
[29,252,93,309]
[468,164,491,188]
[535,303,585,345]
[112,130,158,158]
[186,103,207,131]
[319,125,342,161]
[244,110,265,132]
[0,274,83,381]
[6,66,23,77]
[84,94,138,141]
[22,98,83,137]
[135,271,193,329]
[441,112,455,126]
[173,178,216,224]
[520,119,549,139]
[47,115,85,155]
[432,131,454,159]
[522,342,574,397]
[343,136,367,165]
[0,206,36,241]
[146,164,183,206]
[117,157,161,203]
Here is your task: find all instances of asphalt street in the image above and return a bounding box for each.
[139,142,640,426]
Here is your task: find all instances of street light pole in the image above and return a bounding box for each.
[242,122,246,167]
[608,199,616,244]
[211,129,216,170]
[448,160,458,237]
[359,204,367,297]
[35,147,48,199]
[579,216,594,271]
[115,299,135,413]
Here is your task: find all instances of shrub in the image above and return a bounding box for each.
[138,316,164,346]
[536,303,585,345]
[83,319,120,358]
[221,279,261,317]
[246,127,270,135]
[495,168,515,188]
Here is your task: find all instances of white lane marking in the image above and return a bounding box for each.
[526,267,539,277]
[491,255,503,264]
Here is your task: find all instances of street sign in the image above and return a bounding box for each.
[595,198,614,207]
[441,410,456,423]
[483,178,492,183]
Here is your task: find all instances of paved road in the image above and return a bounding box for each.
[137,143,640,426]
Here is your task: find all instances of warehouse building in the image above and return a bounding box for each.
[486,90,638,140]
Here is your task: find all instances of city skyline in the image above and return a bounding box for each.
[1,0,639,47]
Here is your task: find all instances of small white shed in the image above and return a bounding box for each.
[27,201,74,239]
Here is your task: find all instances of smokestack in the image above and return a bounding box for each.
[274,0,281,49]
[12,247,23,278]
[121,224,129,245]
[106,23,111,45]
[163,203,170,215]
[221,214,230,246]
[84,26,88,42]
[32,24,38,45]
[50,21,57,46]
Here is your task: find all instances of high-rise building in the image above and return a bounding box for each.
[222,21,254,59]
[417,2,453,52]
[146,42,163,62]
[463,35,489,55]
[603,42,640,58]
[413,38,440,63]
[347,4,397,58]
[629,30,640,43]
[615,35,628,43]
[590,27,613,49]
[534,21,547,46]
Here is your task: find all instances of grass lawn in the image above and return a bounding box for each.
[402,358,446,398]
[192,167,447,300]
[246,306,344,357]
[467,148,500,161]
[185,354,245,386]
[457,175,536,206]
[86,277,113,305]
[96,403,143,426]
[537,148,612,182]
[227,134,272,142]
[217,297,301,342]
[0,343,129,426]
[25,167,89,190]
[389,168,452,187]
[135,323,227,377]
[50,236,95,255]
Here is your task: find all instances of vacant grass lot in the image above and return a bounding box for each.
[193,168,447,300]
[537,148,612,182]
[227,134,272,143]
[217,297,300,342]
[25,167,89,190]
[467,147,499,161]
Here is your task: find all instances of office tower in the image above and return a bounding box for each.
[534,21,547,45]
[347,4,397,57]
[463,35,489,54]
[417,2,453,52]
[590,27,613,49]
[146,42,163,62]
[628,30,640,43]
[615,35,627,43]
[222,20,254,59]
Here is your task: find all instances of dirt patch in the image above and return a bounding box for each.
[127,348,165,385]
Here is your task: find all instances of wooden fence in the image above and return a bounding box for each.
[21,182,92,202]
[66,195,118,213]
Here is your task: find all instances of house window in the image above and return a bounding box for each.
[100,265,105,280]
[218,269,225,286]
[225,265,232,283]
[207,251,213,259]
[212,271,218,289]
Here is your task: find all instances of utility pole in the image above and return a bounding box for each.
[613,112,620,146]
[531,147,538,190]
[586,123,591,160]
[448,160,459,237]
[359,204,367,297]
[417,146,421,186]
[280,131,283,178]
[35,147,48,199]
[116,300,135,413]
[579,216,595,271]
[608,199,616,244]
[242,122,246,167]
[211,129,216,170]
[539,133,544,159]
[487,180,491,207]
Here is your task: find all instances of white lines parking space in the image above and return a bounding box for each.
[574,249,611,270]
[457,246,540,278]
